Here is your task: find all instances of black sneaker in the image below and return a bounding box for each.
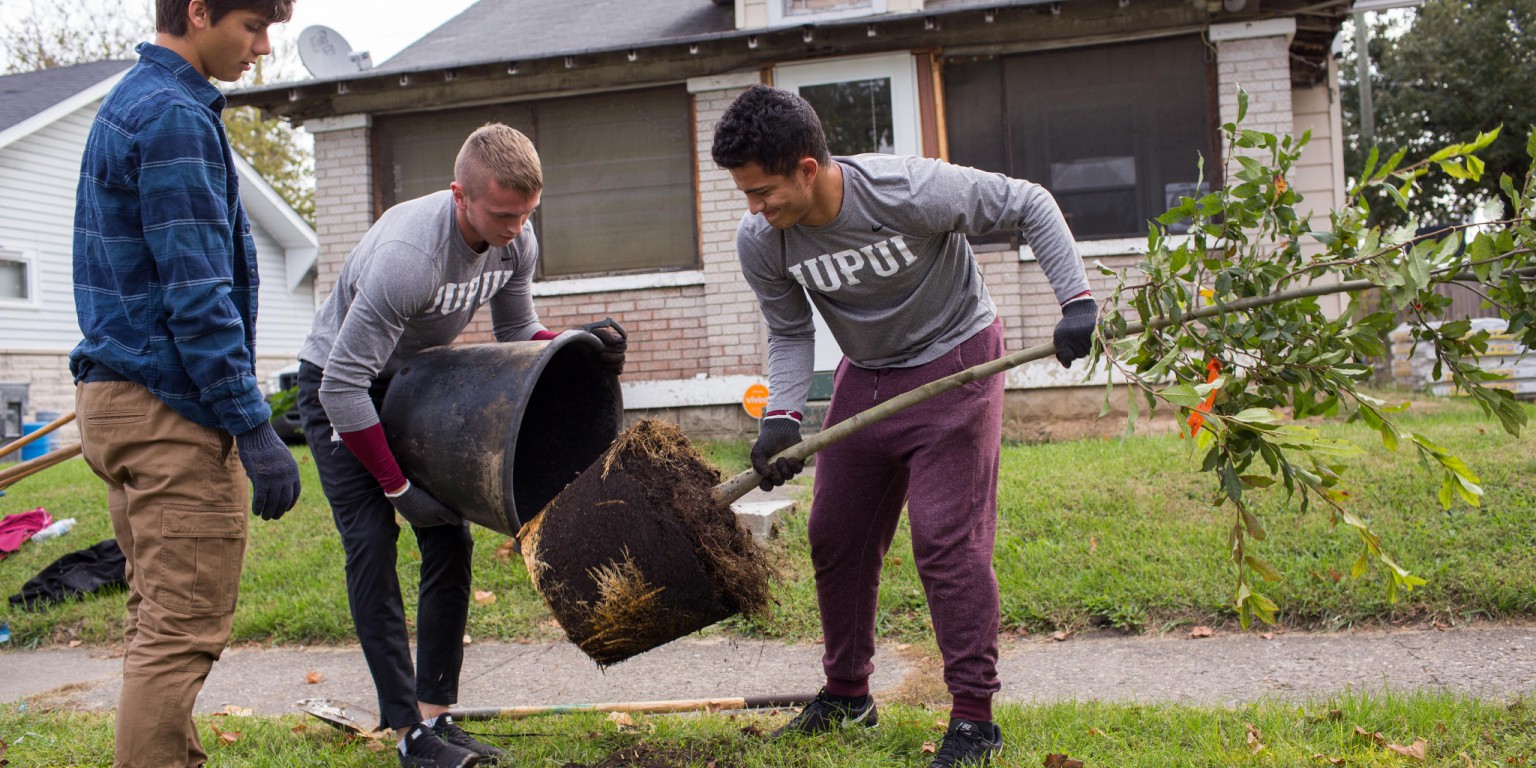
[769,688,878,738]
[399,723,481,768]
[433,715,507,763]
[928,719,1003,767]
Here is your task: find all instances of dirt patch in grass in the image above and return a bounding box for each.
[559,740,739,768]
[882,643,949,710]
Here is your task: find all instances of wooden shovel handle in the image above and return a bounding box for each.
[713,277,1377,507]
[0,410,75,462]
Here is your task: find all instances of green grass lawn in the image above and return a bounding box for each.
[3,690,1535,767]
[1,393,1534,650]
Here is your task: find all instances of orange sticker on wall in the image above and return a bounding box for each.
[742,383,769,419]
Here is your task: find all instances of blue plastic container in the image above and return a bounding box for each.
[20,421,51,461]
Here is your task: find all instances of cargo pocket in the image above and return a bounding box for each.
[157,505,247,615]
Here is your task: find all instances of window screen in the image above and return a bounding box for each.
[375,87,697,277]
[944,36,1213,241]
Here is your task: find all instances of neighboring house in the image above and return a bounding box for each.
[0,60,319,445]
[229,0,1353,438]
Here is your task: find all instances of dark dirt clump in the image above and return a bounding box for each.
[521,420,777,666]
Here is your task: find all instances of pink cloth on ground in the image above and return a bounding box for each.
[0,507,53,559]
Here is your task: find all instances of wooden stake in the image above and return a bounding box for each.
[0,410,76,462]
[450,693,816,721]
[0,442,83,490]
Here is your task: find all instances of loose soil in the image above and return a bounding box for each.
[521,420,776,666]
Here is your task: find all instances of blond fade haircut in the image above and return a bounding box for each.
[454,123,542,198]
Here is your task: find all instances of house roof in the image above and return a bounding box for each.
[0,59,134,133]
[242,0,1058,91]
[0,59,318,291]
[379,0,736,74]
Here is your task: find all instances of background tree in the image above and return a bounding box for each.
[1342,0,1536,227]
[1,0,315,225]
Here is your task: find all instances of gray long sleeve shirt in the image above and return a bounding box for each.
[299,190,544,432]
[736,154,1090,416]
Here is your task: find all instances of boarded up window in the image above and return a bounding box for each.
[375,87,697,278]
[944,36,1215,241]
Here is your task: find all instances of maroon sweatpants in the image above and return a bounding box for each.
[810,320,1005,716]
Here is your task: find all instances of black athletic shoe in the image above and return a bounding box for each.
[433,715,507,763]
[928,719,1003,767]
[769,688,878,738]
[399,723,481,768]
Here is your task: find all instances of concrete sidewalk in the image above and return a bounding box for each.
[5,623,1534,718]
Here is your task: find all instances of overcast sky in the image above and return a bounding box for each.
[0,0,481,73]
[279,0,480,69]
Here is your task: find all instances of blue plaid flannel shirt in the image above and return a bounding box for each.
[71,43,270,436]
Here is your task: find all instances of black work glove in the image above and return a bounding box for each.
[234,422,301,521]
[1053,298,1098,368]
[579,317,627,376]
[750,417,805,492]
[387,482,461,528]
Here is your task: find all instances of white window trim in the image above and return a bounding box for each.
[767,0,887,26]
[532,269,706,297]
[1019,234,1195,262]
[0,248,40,308]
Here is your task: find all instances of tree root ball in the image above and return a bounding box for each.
[518,419,776,666]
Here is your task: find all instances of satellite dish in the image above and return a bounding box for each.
[298,25,373,79]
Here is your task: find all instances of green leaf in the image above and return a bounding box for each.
[1240,474,1276,488]
[1438,160,1472,180]
[1237,86,1249,123]
[1160,383,1206,408]
[1232,408,1282,426]
[1351,551,1370,580]
[1245,555,1282,582]
[1438,474,1456,510]
[1241,507,1266,540]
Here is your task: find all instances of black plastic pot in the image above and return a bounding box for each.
[379,334,623,536]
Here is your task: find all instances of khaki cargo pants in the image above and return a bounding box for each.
[76,381,249,768]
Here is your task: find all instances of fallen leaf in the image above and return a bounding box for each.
[305,671,324,685]
[291,724,308,734]
[934,719,948,728]
[68,639,82,648]
[1459,752,1472,767]
[1354,725,1386,746]
[1089,537,1097,555]
[494,538,519,561]
[1088,727,1106,736]
[473,590,497,606]
[1190,625,1214,639]
[220,705,253,717]
[1044,753,1086,768]
[1310,753,1345,765]
[1050,630,1071,642]
[1259,632,1275,640]
[210,724,240,745]
[1246,722,1265,754]
[463,634,473,645]
[921,741,937,754]
[1386,738,1427,760]
[1432,619,1449,630]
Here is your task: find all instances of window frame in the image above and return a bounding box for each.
[941,36,1219,246]
[0,247,39,308]
[767,0,887,26]
[371,85,700,281]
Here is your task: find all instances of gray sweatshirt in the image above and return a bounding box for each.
[299,190,544,432]
[736,154,1090,416]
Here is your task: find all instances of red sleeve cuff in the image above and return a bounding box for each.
[530,329,560,341]
[337,423,407,494]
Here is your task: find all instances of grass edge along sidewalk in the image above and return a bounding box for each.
[2,393,1536,650]
[3,690,1536,766]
